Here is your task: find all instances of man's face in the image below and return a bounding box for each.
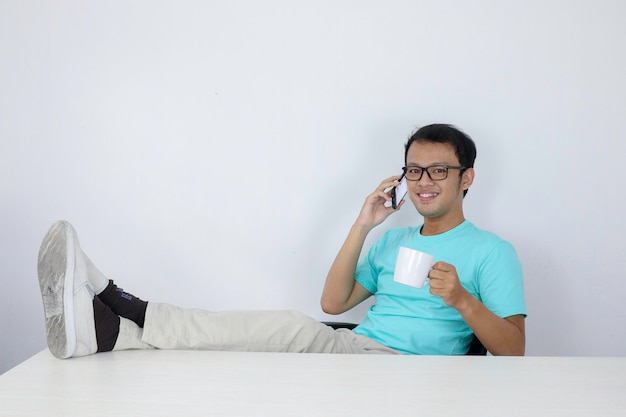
[405,141,473,221]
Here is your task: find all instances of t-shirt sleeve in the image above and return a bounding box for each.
[477,241,527,318]
[355,237,384,295]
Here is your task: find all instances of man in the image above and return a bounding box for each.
[37,123,526,359]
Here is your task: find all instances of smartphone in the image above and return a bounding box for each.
[390,174,408,209]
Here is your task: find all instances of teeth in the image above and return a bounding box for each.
[419,193,437,198]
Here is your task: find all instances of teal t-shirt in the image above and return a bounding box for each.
[353,220,526,355]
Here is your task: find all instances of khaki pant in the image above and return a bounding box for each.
[113,302,399,355]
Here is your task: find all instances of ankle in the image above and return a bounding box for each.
[97,280,148,327]
[83,251,110,294]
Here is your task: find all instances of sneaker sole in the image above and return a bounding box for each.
[37,221,76,359]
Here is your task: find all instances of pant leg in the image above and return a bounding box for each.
[141,302,398,354]
[112,317,155,351]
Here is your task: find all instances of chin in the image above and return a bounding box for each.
[413,202,435,216]
[416,208,436,218]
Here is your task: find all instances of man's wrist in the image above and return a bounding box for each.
[453,290,478,316]
[351,221,374,236]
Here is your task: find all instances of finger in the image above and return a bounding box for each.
[428,269,452,283]
[432,261,453,272]
[385,174,403,183]
[428,268,442,280]
[371,189,392,203]
[393,198,406,210]
[380,175,404,192]
[429,282,443,295]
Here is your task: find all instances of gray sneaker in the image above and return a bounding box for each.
[37,220,97,358]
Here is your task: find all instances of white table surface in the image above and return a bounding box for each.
[1,349,625,417]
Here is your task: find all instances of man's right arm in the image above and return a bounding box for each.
[320,175,403,315]
[320,223,373,314]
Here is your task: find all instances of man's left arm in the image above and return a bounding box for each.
[428,261,526,356]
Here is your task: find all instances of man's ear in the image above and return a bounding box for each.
[462,167,475,192]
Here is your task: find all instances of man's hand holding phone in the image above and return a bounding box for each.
[390,174,408,209]
[355,175,406,230]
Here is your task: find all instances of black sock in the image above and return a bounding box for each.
[93,296,120,352]
[97,280,148,328]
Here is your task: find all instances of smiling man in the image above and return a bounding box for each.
[37,123,526,359]
[322,124,526,355]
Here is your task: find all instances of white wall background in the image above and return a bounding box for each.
[1,0,625,374]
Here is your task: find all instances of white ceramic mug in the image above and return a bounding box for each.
[393,247,434,288]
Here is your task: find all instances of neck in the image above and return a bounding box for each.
[420,213,465,236]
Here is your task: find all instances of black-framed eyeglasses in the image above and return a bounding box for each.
[402,165,466,181]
